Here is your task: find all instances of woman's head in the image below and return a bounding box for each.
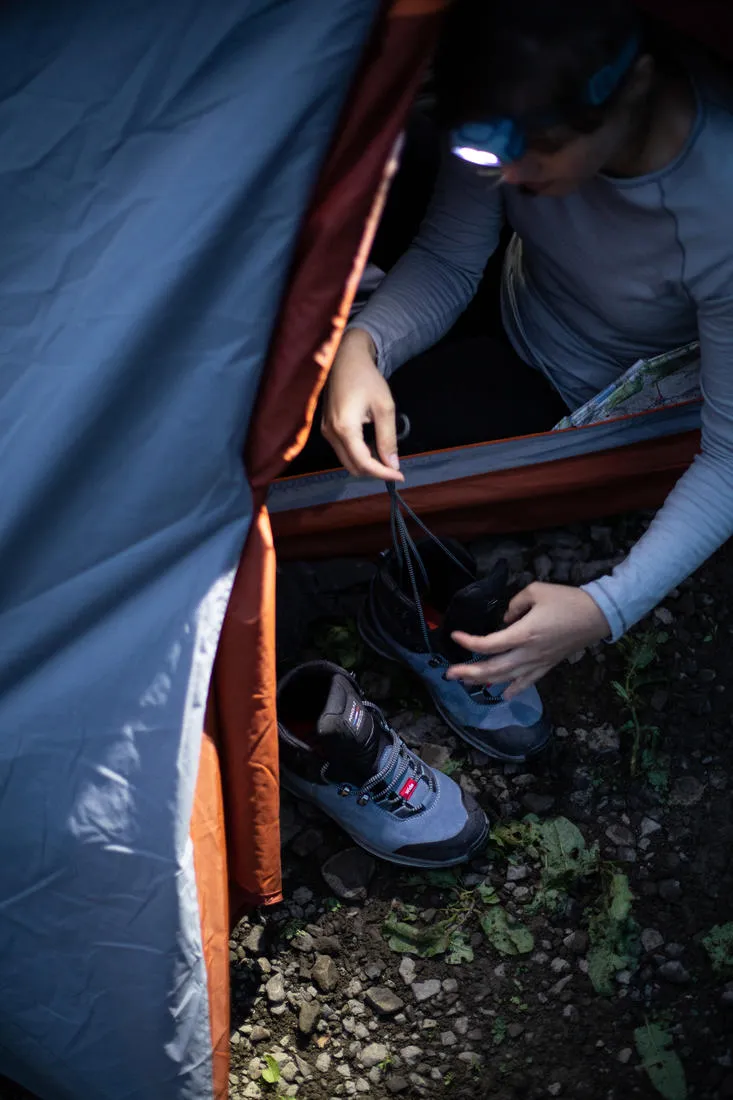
[435,0,660,195]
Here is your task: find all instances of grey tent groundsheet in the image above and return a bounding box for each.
[268,400,703,514]
[0,2,379,1098]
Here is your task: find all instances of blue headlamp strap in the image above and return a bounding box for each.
[585,32,640,106]
[451,32,640,168]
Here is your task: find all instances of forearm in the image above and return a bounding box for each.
[583,450,733,639]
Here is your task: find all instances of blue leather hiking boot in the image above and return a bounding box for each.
[278,660,490,867]
[358,491,552,762]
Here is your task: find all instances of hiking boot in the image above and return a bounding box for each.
[277,660,489,867]
[358,501,551,762]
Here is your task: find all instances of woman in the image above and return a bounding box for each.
[320,0,733,700]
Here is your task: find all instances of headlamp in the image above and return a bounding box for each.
[450,32,640,171]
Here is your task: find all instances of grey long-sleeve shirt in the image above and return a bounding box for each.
[353,75,733,640]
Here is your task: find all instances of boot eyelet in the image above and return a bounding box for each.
[428,657,442,669]
[337,784,353,797]
[356,794,370,806]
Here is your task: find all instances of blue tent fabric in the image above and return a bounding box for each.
[0,1,379,1096]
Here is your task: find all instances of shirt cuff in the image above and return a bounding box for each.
[344,319,393,378]
[580,579,628,643]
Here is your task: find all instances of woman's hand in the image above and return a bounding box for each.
[446,582,611,700]
[322,328,404,481]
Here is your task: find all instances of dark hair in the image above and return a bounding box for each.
[434,0,645,133]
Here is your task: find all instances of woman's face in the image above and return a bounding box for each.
[495,55,655,197]
[499,113,633,197]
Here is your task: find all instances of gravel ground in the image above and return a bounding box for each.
[3,511,732,1100]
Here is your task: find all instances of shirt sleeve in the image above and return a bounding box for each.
[350,150,504,377]
[583,292,733,640]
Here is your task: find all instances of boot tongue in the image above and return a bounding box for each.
[437,559,510,663]
[316,673,388,782]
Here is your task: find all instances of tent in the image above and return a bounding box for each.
[0,1,728,1098]
[0,2,440,1098]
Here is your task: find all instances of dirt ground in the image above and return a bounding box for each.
[2,512,732,1100]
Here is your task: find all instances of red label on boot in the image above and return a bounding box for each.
[399,777,418,801]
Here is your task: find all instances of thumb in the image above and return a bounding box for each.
[504,586,535,624]
[373,400,400,473]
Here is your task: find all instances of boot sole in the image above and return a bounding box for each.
[280,772,490,868]
[358,602,552,764]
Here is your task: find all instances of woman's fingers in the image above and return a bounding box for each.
[323,418,402,481]
[447,651,530,684]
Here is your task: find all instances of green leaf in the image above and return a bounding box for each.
[476,882,500,905]
[587,872,639,995]
[425,869,461,889]
[534,817,599,887]
[383,912,455,959]
[446,930,474,965]
[634,1022,687,1100]
[480,908,534,956]
[608,871,634,922]
[261,1054,281,1085]
[632,644,657,671]
[701,923,733,974]
[612,680,631,703]
[492,1016,507,1046]
[440,759,463,777]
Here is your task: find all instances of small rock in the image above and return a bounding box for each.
[618,1049,633,1065]
[292,886,314,905]
[440,1031,457,1047]
[243,924,266,954]
[670,776,705,807]
[640,817,662,838]
[386,1077,409,1095]
[359,1043,389,1069]
[315,1053,332,1073]
[658,879,682,903]
[418,743,452,770]
[322,849,375,902]
[616,847,637,863]
[605,824,635,847]
[250,1025,271,1043]
[291,828,324,858]
[563,931,589,955]
[365,987,404,1016]
[522,792,556,814]
[412,979,442,1003]
[506,864,530,883]
[299,1001,320,1037]
[722,983,733,1007]
[398,957,416,986]
[548,1084,563,1097]
[441,978,458,994]
[641,929,665,953]
[585,724,620,754]
[508,1023,525,1039]
[654,607,674,626]
[400,1046,423,1064]
[458,1052,482,1067]
[292,932,315,954]
[551,958,571,974]
[550,975,574,997]
[658,961,690,985]
[280,1061,298,1084]
[311,954,339,994]
[266,973,286,1004]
